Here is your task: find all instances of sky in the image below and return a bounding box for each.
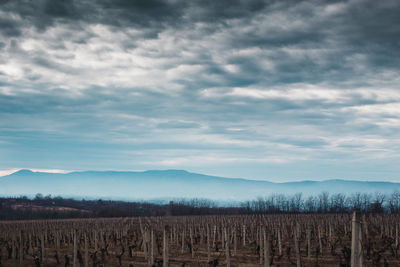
[0,0,399,182]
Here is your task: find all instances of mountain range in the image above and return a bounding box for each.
[0,169,399,201]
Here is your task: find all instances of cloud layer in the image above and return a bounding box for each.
[1,0,399,181]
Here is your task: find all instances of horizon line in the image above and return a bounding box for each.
[1,168,399,184]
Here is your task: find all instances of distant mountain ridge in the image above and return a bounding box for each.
[0,169,399,201]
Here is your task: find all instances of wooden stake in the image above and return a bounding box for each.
[234,228,237,256]
[150,229,154,266]
[19,230,23,266]
[278,228,282,256]
[84,233,88,267]
[181,229,185,254]
[207,224,211,263]
[295,225,301,267]
[41,233,45,263]
[73,230,77,267]
[307,228,311,259]
[242,224,246,246]
[351,211,362,267]
[163,226,169,267]
[263,226,270,267]
[190,227,194,259]
[224,228,230,267]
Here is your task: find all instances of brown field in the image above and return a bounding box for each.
[10,204,91,214]
[0,214,399,266]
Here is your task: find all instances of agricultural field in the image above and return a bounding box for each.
[0,213,398,266]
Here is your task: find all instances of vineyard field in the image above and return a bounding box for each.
[0,214,399,266]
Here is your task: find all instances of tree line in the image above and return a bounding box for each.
[241,191,399,214]
[1,190,400,220]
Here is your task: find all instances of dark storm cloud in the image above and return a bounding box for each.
[0,16,22,37]
[0,0,269,31]
[0,0,184,35]
[2,0,399,78]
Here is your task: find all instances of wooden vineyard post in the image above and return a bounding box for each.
[94,231,98,251]
[19,230,23,266]
[278,228,282,256]
[242,224,246,246]
[190,227,195,259]
[351,210,363,267]
[144,229,148,261]
[318,225,323,255]
[207,224,211,263]
[181,229,185,254]
[28,233,33,255]
[163,226,169,267]
[175,227,178,247]
[224,227,230,267]
[170,228,173,249]
[234,228,237,256]
[263,226,270,267]
[259,226,263,264]
[73,230,77,267]
[307,227,311,259]
[12,235,15,260]
[295,224,301,267]
[41,233,45,264]
[56,231,60,261]
[84,233,88,267]
[44,229,48,248]
[150,229,155,266]
[222,225,225,249]
[213,225,217,248]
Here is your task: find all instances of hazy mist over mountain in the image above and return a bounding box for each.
[1,169,399,201]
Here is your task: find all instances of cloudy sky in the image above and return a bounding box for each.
[0,0,399,181]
